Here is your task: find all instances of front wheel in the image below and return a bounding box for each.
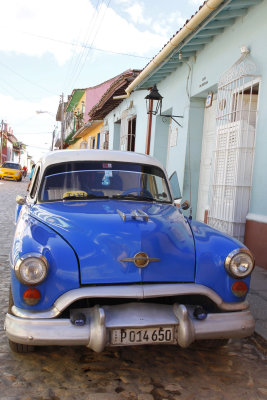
[8,340,35,353]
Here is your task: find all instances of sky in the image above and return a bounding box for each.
[0,0,203,162]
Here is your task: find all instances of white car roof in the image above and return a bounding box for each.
[39,149,165,171]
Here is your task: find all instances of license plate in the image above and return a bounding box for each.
[111,326,175,345]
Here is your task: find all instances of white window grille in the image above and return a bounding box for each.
[208,52,260,242]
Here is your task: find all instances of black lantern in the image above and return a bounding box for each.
[145,85,163,115]
[145,84,183,126]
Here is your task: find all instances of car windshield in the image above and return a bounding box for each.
[1,162,20,170]
[40,161,172,203]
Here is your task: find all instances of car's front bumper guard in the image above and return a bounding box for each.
[5,302,255,351]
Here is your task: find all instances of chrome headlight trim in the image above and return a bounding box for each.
[225,248,255,278]
[14,253,48,286]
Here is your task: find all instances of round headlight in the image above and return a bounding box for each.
[15,254,48,285]
[225,248,255,278]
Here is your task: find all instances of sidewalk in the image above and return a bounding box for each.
[247,266,267,341]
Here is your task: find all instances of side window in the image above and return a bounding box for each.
[169,171,181,200]
[127,117,136,152]
[30,166,40,199]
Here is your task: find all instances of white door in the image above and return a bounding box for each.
[196,98,217,222]
[207,52,259,242]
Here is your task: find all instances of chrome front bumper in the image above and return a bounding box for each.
[5,302,255,351]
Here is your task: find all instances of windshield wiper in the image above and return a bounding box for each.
[63,194,110,201]
[112,194,154,202]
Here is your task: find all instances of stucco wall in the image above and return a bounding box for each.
[106,0,267,219]
[153,0,267,218]
[106,91,148,153]
[68,122,103,149]
[188,0,267,217]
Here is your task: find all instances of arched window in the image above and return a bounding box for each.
[80,141,87,149]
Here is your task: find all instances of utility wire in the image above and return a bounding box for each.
[23,31,150,59]
[0,60,56,95]
[62,0,101,92]
[64,0,103,91]
[71,0,112,86]
[0,25,149,98]
[66,0,107,90]
[23,144,51,150]
[16,132,53,135]
[0,79,38,102]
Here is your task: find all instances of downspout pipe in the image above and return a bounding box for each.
[145,99,153,155]
[115,0,224,100]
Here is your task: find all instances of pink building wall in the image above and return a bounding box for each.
[84,76,118,123]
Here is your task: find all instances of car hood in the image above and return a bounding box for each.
[0,167,20,174]
[30,200,195,284]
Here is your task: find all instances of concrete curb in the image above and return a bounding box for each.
[247,266,267,342]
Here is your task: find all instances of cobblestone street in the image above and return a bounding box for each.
[0,179,267,400]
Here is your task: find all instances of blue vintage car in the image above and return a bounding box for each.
[5,149,255,353]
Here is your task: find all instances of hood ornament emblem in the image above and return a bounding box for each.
[120,252,160,268]
[117,209,149,222]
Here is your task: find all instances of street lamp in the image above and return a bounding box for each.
[145,85,163,115]
[145,85,183,126]
[36,110,56,117]
[144,85,184,156]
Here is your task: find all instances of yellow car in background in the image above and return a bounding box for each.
[0,162,22,182]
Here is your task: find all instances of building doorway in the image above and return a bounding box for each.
[207,54,259,242]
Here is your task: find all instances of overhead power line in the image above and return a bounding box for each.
[67,0,112,89]
[16,131,53,135]
[0,60,56,95]
[64,0,104,91]
[62,0,102,91]
[22,31,150,60]
[23,144,50,150]
[0,78,40,102]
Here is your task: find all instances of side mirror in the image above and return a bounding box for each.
[169,171,182,200]
[180,200,190,210]
[16,195,26,205]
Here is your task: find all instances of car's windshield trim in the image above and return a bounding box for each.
[38,160,173,204]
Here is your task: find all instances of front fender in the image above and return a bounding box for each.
[15,204,23,223]
[11,207,80,311]
[190,220,251,303]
